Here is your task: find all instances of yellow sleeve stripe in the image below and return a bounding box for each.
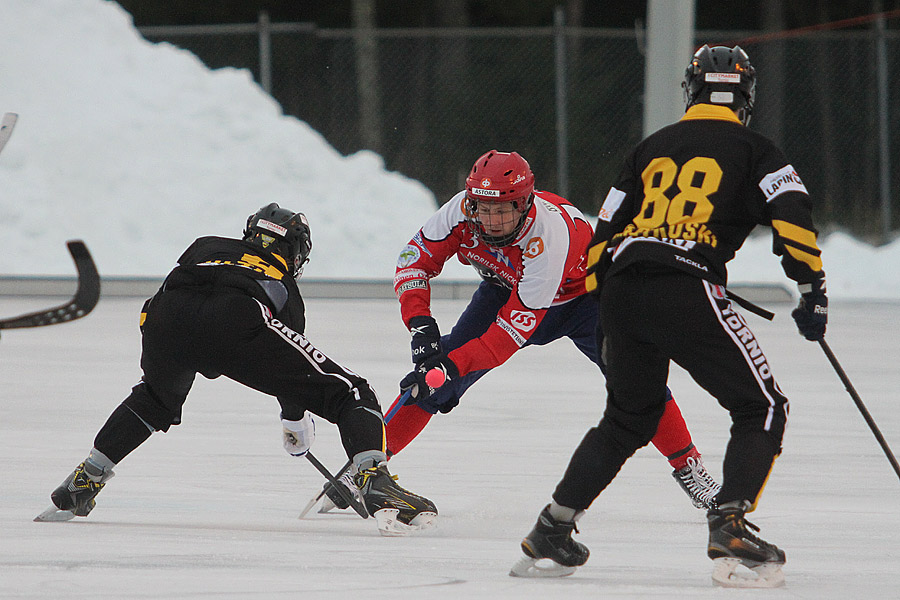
[584,241,607,293]
[772,219,818,247]
[772,220,823,272]
[587,241,606,269]
[139,312,147,327]
[783,245,823,272]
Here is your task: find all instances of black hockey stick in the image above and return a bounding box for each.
[299,457,354,518]
[818,339,900,483]
[304,452,369,518]
[0,241,100,330]
[726,289,775,321]
[297,387,413,518]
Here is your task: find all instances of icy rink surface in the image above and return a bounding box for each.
[1,296,898,599]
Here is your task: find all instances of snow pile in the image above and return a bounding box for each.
[0,0,438,280]
[728,231,900,300]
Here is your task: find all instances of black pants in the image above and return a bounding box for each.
[553,267,787,510]
[104,288,383,461]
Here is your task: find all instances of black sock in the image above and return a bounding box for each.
[92,404,154,464]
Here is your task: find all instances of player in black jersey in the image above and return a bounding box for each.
[513,46,827,586]
[37,203,436,535]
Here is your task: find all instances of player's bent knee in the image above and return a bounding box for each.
[122,382,181,432]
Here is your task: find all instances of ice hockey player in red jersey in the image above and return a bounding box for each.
[36,203,436,536]
[379,149,719,508]
[513,45,827,587]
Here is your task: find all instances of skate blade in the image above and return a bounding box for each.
[408,511,437,530]
[316,494,341,514]
[509,556,577,578]
[372,508,436,536]
[34,506,76,522]
[711,557,785,588]
[298,496,320,519]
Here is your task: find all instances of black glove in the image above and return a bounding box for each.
[408,315,441,366]
[791,278,827,341]
[399,353,460,414]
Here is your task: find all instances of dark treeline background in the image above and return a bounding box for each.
[115,1,898,30]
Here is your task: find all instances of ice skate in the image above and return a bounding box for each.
[353,463,436,536]
[673,453,721,509]
[707,502,785,588]
[35,461,114,522]
[317,490,342,513]
[510,505,589,578]
[317,471,356,514]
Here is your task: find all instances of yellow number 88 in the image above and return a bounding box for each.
[635,156,721,229]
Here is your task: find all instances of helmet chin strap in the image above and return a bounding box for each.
[293,256,310,282]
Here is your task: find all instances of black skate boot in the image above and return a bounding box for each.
[353,463,437,535]
[36,461,115,521]
[672,454,721,509]
[510,505,589,577]
[318,472,353,513]
[707,502,785,588]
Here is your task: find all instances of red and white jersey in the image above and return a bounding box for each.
[394,190,593,376]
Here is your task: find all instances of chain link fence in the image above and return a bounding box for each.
[139,19,899,244]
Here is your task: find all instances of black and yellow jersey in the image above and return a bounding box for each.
[586,104,824,291]
[155,236,306,331]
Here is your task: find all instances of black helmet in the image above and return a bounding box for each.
[243,203,312,280]
[683,45,757,125]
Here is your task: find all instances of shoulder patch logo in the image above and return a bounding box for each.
[510,310,537,332]
[759,165,808,202]
[397,244,421,268]
[523,237,544,259]
[598,187,626,222]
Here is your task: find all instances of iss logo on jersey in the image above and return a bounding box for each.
[510,310,537,331]
[523,237,544,259]
[397,244,421,267]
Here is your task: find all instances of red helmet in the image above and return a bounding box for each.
[464,150,535,246]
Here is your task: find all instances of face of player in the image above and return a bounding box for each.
[476,200,520,238]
